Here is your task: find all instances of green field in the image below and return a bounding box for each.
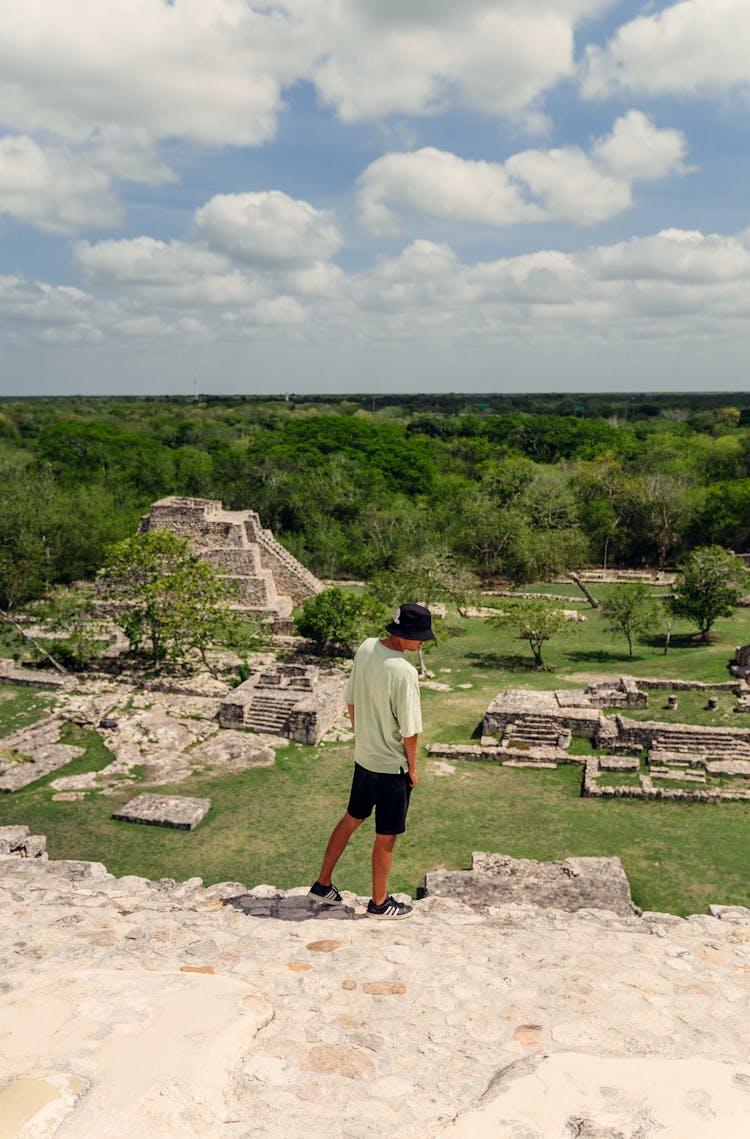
[2,595,750,917]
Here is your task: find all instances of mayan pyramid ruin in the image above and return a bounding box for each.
[139,497,323,622]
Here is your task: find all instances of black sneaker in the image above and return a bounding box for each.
[366,895,413,919]
[309,880,343,906]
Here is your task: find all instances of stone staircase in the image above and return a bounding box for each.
[502,715,571,750]
[257,527,323,602]
[244,693,298,735]
[649,725,750,761]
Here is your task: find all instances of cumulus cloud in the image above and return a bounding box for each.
[358,114,689,231]
[74,237,230,284]
[581,0,750,100]
[307,0,611,124]
[0,1,615,158]
[10,225,750,358]
[193,191,343,266]
[350,227,750,335]
[0,0,302,147]
[591,110,689,181]
[0,135,122,233]
[358,148,543,233]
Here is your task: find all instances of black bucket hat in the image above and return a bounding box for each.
[386,602,434,641]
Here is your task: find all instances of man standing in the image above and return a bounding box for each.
[309,602,434,919]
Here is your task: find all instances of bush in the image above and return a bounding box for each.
[295,587,387,656]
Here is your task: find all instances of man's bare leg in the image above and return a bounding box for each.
[318,812,363,886]
[371,832,398,905]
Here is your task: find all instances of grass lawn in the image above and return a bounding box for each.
[0,686,53,735]
[1,597,749,917]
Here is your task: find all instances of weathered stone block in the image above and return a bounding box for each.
[425,851,639,916]
[112,793,211,830]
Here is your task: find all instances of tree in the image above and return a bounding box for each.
[669,545,746,642]
[488,598,575,667]
[295,587,387,656]
[600,583,662,658]
[371,550,478,616]
[574,455,639,569]
[640,474,691,569]
[98,529,237,668]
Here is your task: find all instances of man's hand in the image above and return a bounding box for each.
[408,768,419,789]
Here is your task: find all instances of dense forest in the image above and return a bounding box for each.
[1,392,749,609]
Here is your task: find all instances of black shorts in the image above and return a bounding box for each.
[347,762,412,836]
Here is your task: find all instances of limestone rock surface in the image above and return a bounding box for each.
[1,849,749,1138]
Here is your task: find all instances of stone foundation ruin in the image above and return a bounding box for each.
[428,675,750,802]
[139,496,323,625]
[219,662,347,744]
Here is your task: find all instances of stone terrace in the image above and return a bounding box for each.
[1,832,750,1137]
[139,497,323,623]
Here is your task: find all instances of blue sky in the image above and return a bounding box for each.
[1,0,749,396]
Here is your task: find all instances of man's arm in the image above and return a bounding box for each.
[347,703,355,731]
[402,733,419,788]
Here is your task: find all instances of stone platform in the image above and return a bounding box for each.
[112,793,211,830]
[1,848,749,1138]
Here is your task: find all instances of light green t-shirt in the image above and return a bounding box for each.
[343,637,423,775]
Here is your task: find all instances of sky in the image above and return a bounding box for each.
[1,0,750,397]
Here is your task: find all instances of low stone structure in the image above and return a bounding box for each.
[482,687,607,744]
[583,754,750,802]
[479,681,750,800]
[425,851,640,916]
[427,741,571,767]
[219,662,347,744]
[139,496,323,623]
[112,793,211,830]
[613,714,750,758]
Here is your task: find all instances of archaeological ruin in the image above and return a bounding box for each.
[219,661,348,744]
[138,496,323,626]
[428,674,750,802]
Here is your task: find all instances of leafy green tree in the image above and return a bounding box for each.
[371,550,478,616]
[98,530,237,668]
[669,545,746,641]
[574,455,639,569]
[600,583,663,658]
[488,598,575,667]
[295,587,387,656]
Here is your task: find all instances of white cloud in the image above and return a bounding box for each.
[507,145,631,226]
[358,148,543,233]
[307,0,613,124]
[358,114,689,231]
[8,225,750,364]
[0,135,122,233]
[74,237,230,284]
[193,191,343,266]
[0,1,615,161]
[582,0,750,100]
[0,274,100,344]
[592,110,689,181]
[0,1,302,147]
